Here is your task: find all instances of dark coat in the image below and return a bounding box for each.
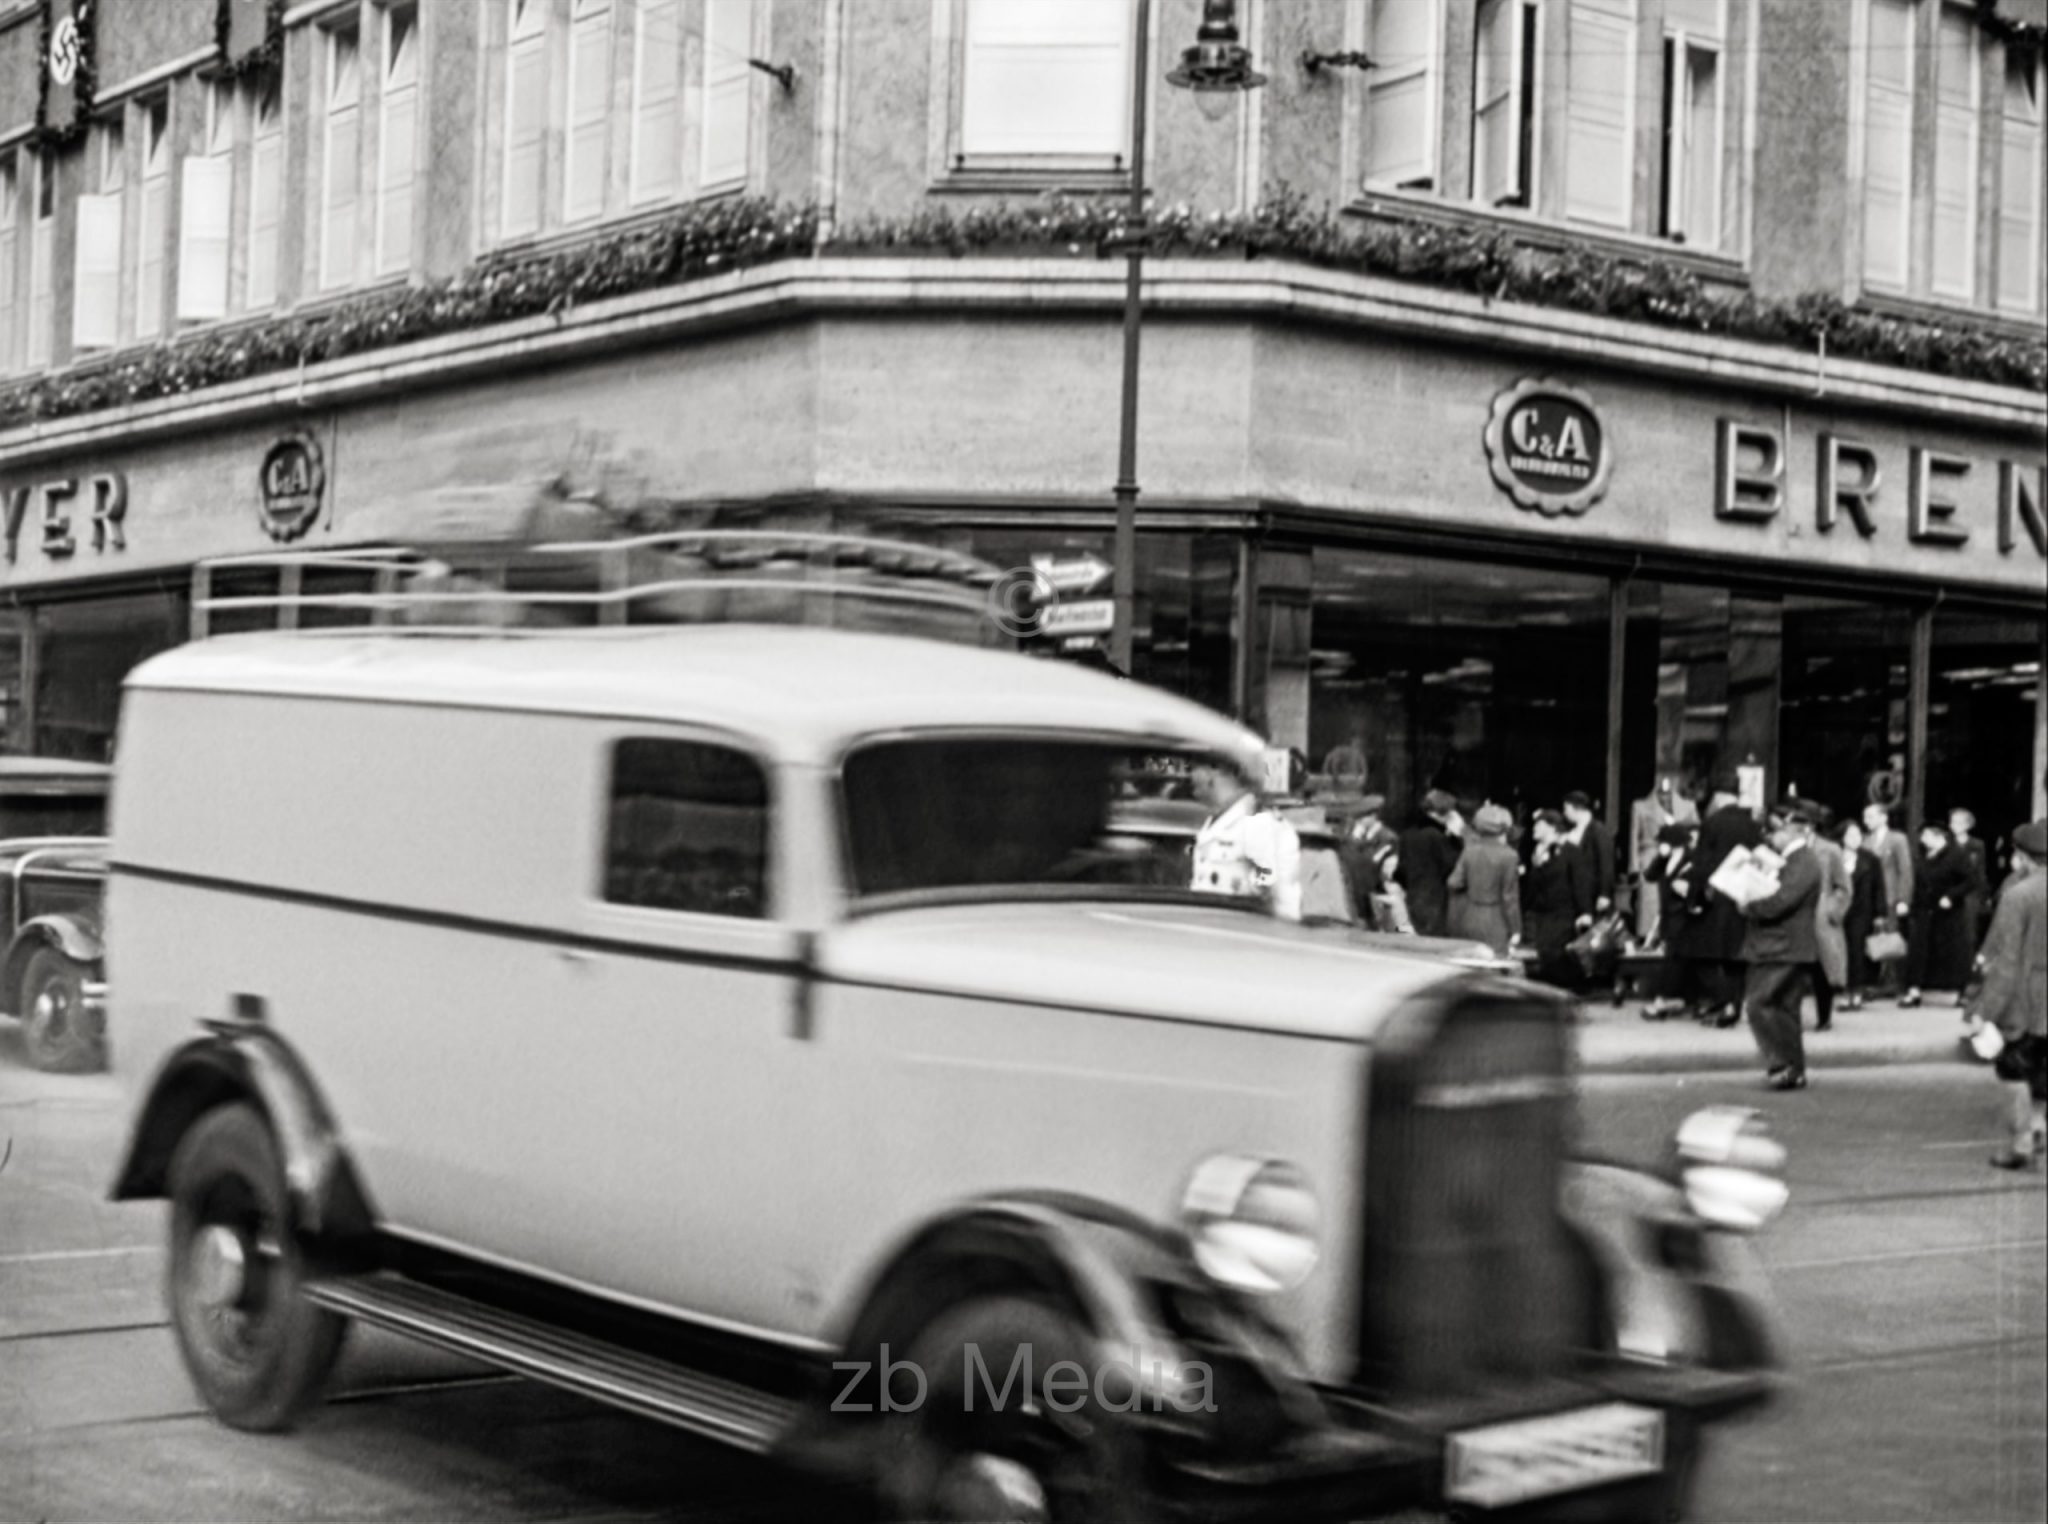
[1337,823,1401,922]
[1740,843,1823,966]
[1842,846,1885,989]
[1957,837,1990,946]
[1907,844,1976,992]
[1398,817,1463,937]
[1522,841,1591,958]
[1692,804,1765,962]
[1647,843,1710,961]
[1573,818,1619,906]
[1976,870,2046,1040]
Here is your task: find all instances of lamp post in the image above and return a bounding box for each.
[1108,0,1265,677]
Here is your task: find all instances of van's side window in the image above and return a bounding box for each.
[604,738,769,918]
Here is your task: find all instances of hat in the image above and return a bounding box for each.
[2016,820,2048,860]
[1656,821,1697,846]
[1421,789,1458,815]
[1771,797,1822,827]
[1472,805,1513,837]
[1357,793,1387,816]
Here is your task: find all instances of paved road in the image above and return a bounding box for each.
[1,1030,2041,1522]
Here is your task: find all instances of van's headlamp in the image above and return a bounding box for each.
[1675,1106,1788,1233]
[1180,1155,1319,1295]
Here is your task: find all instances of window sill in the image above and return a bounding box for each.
[482,189,752,267]
[1858,287,2045,339]
[1347,188,1751,287]
[287,274,417,320]
[929,158,1131,197]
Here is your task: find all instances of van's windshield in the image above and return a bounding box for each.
[839,736,1257,906]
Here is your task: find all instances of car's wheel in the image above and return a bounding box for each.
[19,946,103,1073]
[166,1103,346,1432]
[875,1296,1158,1524]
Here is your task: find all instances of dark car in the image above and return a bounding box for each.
[0,758,110,1072]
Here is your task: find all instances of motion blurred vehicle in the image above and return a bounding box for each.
[108,537,1785,1522]
[0,757,110,1072]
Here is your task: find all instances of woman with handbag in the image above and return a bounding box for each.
[1838,819,1886,1010]
[1903,822,1976,1005]
[1523,810,1592,990]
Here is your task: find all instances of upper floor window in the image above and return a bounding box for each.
[1998,54,2044,312]
[177,80,236,324]
[377,3,421,274]
[1363,0,1441,191]
[1473,0,1538,208]
[565,0,613,224]
[604,737,769,918]
[27,150,54,367]
[504,0,547,238]
[1660,0,1726,249]
[701,0,753,189]
[632,0,684,203]
[74,118,125,350]
[0,153,19,373]
[249,80,284,309]
[1930,2,1979,299]
[955,0,1133,167]
[321,20,364,290]
[136,97,171,340]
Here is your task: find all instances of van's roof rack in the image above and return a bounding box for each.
[189,531,1014,644]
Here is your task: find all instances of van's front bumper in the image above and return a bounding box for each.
[1155,1357,1778,1523]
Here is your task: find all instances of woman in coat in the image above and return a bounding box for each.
[1448,804,1522,955]
[1837,819,1885,1010]
[1522,810,1592,989]
[1809,816,1854,1032]
[1904,823,1977,1003]
[1642,821,1707,1018]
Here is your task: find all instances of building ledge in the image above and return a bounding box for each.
[0,256,2040,471]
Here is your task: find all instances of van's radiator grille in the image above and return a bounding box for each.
[1353,987,1585,1398]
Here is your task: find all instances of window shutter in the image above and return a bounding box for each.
[1564,0,1635,228]
[136,174,167,339]
[177,155,232,321]
[701,0,753,187]
[1998,60,2042,310]
[1473,0,1524,205]
[631,0,681,204]
[959,0,1130,158]
[1931,5,1978,298]
[322,106,360,288]
[505,27,548,235]
[1863,0,1914,288]
[564,3,610,221]
[378,85,417,272]
[0,220,15,371]
[1364,0,1439,188]
[72,193,122,348]
[249,126,283,308]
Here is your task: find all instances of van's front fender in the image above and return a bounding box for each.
[109,1016,374,1243]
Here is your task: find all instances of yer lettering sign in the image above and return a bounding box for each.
[1484,379,1613,517]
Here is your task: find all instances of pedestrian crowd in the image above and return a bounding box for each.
[1313,778,2047,1168]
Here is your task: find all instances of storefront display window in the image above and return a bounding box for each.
[1778,598,1915,827]
[1307,549,1611,823]
[1925,611,2046,867]
[33,591,187,763]
[0,614,26,754]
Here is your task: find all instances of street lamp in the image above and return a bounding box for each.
[1108,0,1265,677]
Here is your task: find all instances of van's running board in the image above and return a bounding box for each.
[305,1273,799,1453]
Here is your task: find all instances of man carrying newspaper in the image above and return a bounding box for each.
[1715,799,1825,1092]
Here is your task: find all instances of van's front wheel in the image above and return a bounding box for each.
[166,1103,346,1431]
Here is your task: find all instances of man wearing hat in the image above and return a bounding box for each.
[1191,762,1304,921]
[1398,789,1465,937]
[1339,795,1408,933]
[1448,804,1522,955]
[1738,798,1826,1091]
[1978,820,2047,1169]
[1690,775,1766,1026]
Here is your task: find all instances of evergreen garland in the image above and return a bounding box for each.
[214,0,287,81]
[1,191,2040,434]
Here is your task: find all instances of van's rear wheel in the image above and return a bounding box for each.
[20,947,103,1073]
[166,1103,346,1431]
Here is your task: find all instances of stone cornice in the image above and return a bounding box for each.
[0,257,2040,472]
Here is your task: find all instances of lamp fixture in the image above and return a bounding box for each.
[1300,49,1378,76]
[1166,0,1267,92]
[747,57,796,92]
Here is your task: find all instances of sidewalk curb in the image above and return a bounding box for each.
[1573,1031,1974,1076]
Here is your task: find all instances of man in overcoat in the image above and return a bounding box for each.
[1980,821,2047,1170]
[1860,803,1915,996]
[1398,790,1464,937]
[1689,779,1764,1026]
[1740,799,1826,1091]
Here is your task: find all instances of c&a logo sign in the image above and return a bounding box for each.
[1483,377,1613,518]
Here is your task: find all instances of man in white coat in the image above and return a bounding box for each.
[1191,764,1303,922]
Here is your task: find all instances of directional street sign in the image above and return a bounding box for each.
[1039,598,1115,636]
[1030,552,1113,595]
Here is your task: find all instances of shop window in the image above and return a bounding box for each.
[604,737,769,917]
[28,149,55,366]
[1925,611,2045,874]
[0,152,16,373]
[249,79,285,309]
[1472,0,1538,208]
[1659,0,1724,249]
[136,97,171,339]
[1363,0,1441,191]
[178,80,235,323]
[1621,583,1786,809]
[1307,550,1611,822]
[376,3,421,274]
[32,593,188,765]
[73,118,124,350]
[0,613,24,754]
[1998,53,2044,312]
[1563,0,1637,229]
[1775,598,1915,826]
[948,0,1134,174]
[321,20,364,290]
[1930,2,1979,300]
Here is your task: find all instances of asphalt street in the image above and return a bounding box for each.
[1,1026,2041,1524]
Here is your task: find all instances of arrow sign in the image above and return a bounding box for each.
[1030,552,1113,595]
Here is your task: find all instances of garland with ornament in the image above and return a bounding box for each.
[1975,0,2048,66]
[33,0,98,151]
[1,192,2041,432]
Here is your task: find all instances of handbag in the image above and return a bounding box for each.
[1568,912,1628,980]
[1864,928,1908,962]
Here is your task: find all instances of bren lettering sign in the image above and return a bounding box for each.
[1484,378,1614,517]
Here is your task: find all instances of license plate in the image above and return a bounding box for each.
[1444,1402,1665,1510]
